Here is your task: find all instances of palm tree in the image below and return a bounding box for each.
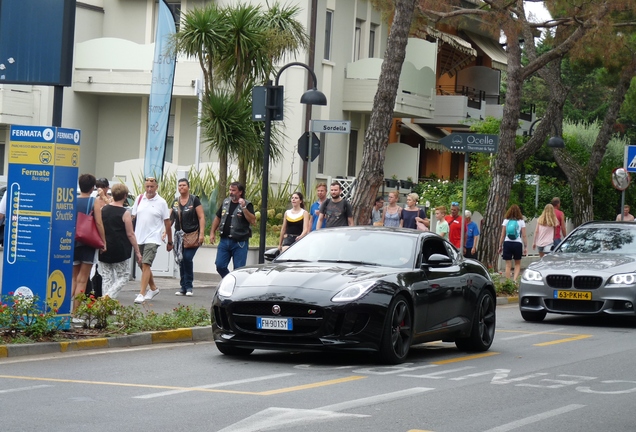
[172,2,308,201]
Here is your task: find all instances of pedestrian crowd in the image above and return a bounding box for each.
[70,171,616,314]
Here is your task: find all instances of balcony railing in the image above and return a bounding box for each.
[437,85,485,110]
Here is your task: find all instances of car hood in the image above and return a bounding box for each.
[228,262,399,301]
[530,253,636,273]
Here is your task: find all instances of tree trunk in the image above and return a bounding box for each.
[218,153,228,204]
[479,37,524,271]
[351,0,417,225]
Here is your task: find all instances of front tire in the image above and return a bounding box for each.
[520,309,547,322]
[215,343,254,356]
[455,290,496,352]
[379,296,413,364]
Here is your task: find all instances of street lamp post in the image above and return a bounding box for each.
[258,62,327,264]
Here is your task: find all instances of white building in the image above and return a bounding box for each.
[0,0,526,192]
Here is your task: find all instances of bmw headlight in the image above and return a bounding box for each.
[217,275,236,297]
[608,273,636,286]
[332,281,376,302]
[522,269,543,282]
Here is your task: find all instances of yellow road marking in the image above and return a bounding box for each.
[534,334,592,346]
[0,374,365,396]
[496,329,592,346]
[431,351,499,365]
[258,376,366,395]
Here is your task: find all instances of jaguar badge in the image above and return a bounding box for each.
[272,304,281,315]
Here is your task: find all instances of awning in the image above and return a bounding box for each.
[414,27,476,77]
[464,31,508,72]
[400,122,460,153]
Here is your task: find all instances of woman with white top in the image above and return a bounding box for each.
[382,190,402,228]
[498,204,527,281]
[533,204,558,257]
[278,192,310,252]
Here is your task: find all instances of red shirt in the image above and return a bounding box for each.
[554,208,564,240]
[445,214,463,249]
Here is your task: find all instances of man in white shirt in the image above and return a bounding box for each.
[131,177,173,303]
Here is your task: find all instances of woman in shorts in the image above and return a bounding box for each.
[498,204,527,282]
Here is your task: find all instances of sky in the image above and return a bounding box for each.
[524,1,552,23]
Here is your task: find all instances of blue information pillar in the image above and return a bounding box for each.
[2,125,80,325]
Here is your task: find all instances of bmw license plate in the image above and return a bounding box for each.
[257,317,293,330]
[553,290,592,300]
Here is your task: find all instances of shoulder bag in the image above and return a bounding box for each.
[75,197,105,249]
[179,195,200,249]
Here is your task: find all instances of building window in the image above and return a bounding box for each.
[354,20,362,61]
[165,114,175,163]
[165,1,181,31]
[324,10,333,60]
[369,25,377,58]
[347,130,358,177]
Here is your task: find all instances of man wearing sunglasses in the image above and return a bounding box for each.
[131,177,173,303]
[445,201,463,249]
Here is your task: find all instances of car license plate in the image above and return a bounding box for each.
[553,290,592,300]
[257,317,293,330]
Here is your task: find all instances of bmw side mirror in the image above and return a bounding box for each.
[264,248,280,262]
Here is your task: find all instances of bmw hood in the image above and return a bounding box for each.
[529,253,636,273]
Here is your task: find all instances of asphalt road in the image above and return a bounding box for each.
[2,304,636,431]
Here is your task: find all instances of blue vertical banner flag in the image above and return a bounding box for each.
[2,125,80,327]
[144,0,176,179]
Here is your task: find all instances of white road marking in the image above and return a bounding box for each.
[499,328,565,340]
[217,407,367,432]
[317,387,435,412]
[134,373,296,399]
[217,387,434,432]
[0,384,53,394]
[482,404,586,432]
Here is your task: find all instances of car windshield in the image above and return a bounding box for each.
[275,229,418,268]
[557,226,636,254]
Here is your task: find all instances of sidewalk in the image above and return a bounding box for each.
[117,272,221,314]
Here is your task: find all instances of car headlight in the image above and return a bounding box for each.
[608,273,636,286]
[522,269,543,282]
[217,275,236,297]
[332,281,376,302]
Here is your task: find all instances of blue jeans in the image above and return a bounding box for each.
[179,246,198,293]
[553,237,562,249]
[216,237,249,278]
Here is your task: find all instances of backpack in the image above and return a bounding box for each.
[506,219,519,240]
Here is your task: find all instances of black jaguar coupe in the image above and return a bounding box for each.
[212,227,496,364]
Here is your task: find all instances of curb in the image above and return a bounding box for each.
[0,326,213,359]
[497,296,519,305]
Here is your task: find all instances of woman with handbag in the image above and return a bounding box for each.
[72,174,106,321]
[171,178,205,296]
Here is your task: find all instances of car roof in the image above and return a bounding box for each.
[578,220,636,228]
[311,226,434,237]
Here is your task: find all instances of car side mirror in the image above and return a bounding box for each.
[423,253,453,268]
[264,248,280,262]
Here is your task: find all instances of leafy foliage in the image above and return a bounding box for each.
[0,293,63,341]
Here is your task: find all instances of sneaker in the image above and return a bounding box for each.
[185,292,193,297]
[175,291,185,296]
[134,293,145,304]
[144,289,160,300]
[71,317,84,324]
